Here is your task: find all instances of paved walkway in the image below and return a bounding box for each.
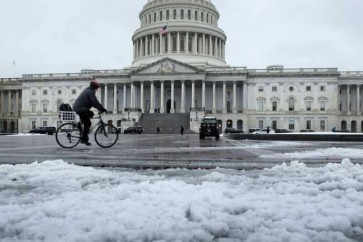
[0,134,362,169]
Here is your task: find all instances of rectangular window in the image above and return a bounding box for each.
[258,86,264,92]
[320,86,325,92]
[43,90,47,95]
[43,121,47,127]
[272,101,277,111]
[289,120,295,130]
[272,120,277,130]
[320,101,326,111]
[72,89,76,95]
[272,86,277,92]
[31,103,36,113]
[306,120,311,130]
[306,101,312,111]
[306,86,311,91]
[257,100,264,111]
[180,36,185,52]
[43,103,48,113]
[188,36,193,52]
[31,121,36,129]
[258,120,264,129]
[32,90,36,95]
[320,120,326,131]
[172,35,177,52]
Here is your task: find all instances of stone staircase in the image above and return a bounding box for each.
[138,113,191,134]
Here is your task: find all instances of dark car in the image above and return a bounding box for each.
[124,126,143,134]
[29,126,56,135]
[275,129,291,133]
[224,128,244,134]
[300,129,315,132]
[248,128,261,133]
[199,117,220,140]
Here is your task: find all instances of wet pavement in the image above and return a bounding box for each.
[0,133,362,169]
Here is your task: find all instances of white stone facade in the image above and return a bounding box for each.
[1,0,363,133]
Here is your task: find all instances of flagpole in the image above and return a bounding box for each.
[13,60,16,77]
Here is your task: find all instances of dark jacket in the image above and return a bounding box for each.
[73,87,106,113]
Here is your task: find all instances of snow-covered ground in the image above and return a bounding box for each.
[1,159,363,242]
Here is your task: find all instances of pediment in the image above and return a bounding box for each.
[133,58,202,75]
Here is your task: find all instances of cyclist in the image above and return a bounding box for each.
[73,80,107,146]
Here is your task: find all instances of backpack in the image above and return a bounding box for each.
[59,103,73,112]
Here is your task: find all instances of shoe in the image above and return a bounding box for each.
[80,140,91,146]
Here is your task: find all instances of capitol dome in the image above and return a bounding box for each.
[132,0,227,68]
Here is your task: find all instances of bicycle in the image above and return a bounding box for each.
[56,111,119,148]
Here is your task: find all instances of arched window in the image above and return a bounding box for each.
[160,11,163,21]
[201,12,204,22]
[188,10,191,20]
[237,120,243,131]
[289,97,295,111]
[181,9,184,19]
[195,10,198,21]
[173,9,177,19]
[154,12,156,22]
[166,10,169,20]
[351,121,357,133]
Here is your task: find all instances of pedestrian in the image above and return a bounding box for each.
[180,125,184,136]
[157,126,160,135]
[332,127,336,132]
[266,126,270,134]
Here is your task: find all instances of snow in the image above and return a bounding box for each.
[261,148,363,159]
[1,159,363,241]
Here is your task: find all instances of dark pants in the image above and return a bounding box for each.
[77,110,94,141]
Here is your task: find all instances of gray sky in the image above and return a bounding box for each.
[1,0,363,78]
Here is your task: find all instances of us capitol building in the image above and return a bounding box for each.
[1,0,363,133]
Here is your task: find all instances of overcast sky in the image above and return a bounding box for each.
[1,0,363,78]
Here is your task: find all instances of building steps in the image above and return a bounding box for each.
[138,113,191,134]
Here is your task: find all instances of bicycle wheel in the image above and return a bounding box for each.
[56,123,81,148]
[94,124,119,148]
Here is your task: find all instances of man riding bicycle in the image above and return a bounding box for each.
[73,80,107,146]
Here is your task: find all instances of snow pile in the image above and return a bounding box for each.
[1,160,363,242]
[261,147,363,160]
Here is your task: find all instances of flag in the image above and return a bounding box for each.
[159,24,168,35]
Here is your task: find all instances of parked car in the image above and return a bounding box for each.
[249,128,261,133]
[124,126,143,134]
[252,129,275,134]
[199,117,220,140]
[224,128,244,134]
[274,129,291,133]
[300,129,315,132]
[29,126,56,135]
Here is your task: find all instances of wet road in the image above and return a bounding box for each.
[0,133,362,169]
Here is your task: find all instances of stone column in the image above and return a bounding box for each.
[194,33,198,54]
[104,84,108,109]
[150,82,155,113]
[191,80,195,109]
[202,80,206,110]
[113,84,117,114]
[177,32,180,53]
[243,83,248,111]
[222,82,226,113]
[123,84,127,112]
[8,91,11,115]
[0,90,3,114]
[209,36,213,56]
[160,35,163,54]
[145,36,149,56]
[140,38,144,57]
[160,81,164,113]
[140,82,144,113]
[136,40,139,59]
[152,35,155,55]
[212,82,216,113]
[130,83,135,109]
[171,81,175,113]
[214,37,218,57]
[219,40,222,59]
[185,32,189,53]
[202,34,206,55]
[233,81,237,113]
[357,85,361,115]
[347,85,351,115]
[168,32,171,54]
[181,80,185,113]
[15,90,19,116]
